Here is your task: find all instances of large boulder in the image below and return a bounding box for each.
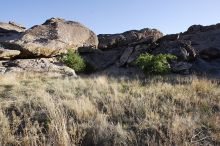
[98,28,163,50]
[1,18,98,58]
[0,21,25,42]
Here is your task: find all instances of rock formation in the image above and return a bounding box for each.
[0,18,98,58]
[0,58,76,76]
[0,21,25,42]
[1,18,220,77]
[152,23,220,76]
[0,18,98,76]
[80,28,163,70]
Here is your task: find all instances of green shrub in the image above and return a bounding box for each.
[135,53,177,74]
[60,49,86,73]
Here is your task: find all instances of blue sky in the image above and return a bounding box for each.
[1,0,220,35]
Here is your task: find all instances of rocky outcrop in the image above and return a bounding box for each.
[1,18,98,58]
[181,23,220,57]
[0,58,76,76]
[154,23,220,61]
[81,28,163,70]
[98,28,163,49]
[150,23,220,76]
[0,18,98,76]
[1,18,220,77]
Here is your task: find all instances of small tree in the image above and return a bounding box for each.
[60,49,86,73]
[135,53,177,74]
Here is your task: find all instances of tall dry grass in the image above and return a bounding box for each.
[0,73,219,146]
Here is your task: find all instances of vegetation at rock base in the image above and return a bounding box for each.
[59,49,86,73]
[135,53,177,74]
[0,73,219,146]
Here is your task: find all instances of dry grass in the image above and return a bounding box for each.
[0,73,220,146]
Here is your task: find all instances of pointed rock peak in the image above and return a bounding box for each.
[43,17,66,25]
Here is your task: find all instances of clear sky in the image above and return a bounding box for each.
[1,0,220,35]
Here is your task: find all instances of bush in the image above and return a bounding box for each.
[60,49,86,73]
[135,53,177,74]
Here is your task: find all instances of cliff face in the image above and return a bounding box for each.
[1,18,220,77]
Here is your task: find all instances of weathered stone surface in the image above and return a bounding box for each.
[2,18,98,58]
[117,47,134,66]
[171,61,192,74]
[153,23,220,60]
[87,28,163,68]
[0,48,20,59]
[180,23,220,54]
[127,44,150,64]
[0,18,220,77]
[153,40,196,61]
[157,34,180,43]
[0,21,25,33]
[200,47,220,59]
[0,21,25,42]
[81,49,124,70]
[98,28,163,49]
[2,58,76,76]
[152,23,220,77]
[191,58,220,78]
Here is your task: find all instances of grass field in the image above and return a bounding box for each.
[0,73,219,146]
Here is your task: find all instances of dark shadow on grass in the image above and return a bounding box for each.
[0,85,14,98]
[76,65,220,86]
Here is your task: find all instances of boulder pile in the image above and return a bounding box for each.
[0,18,98,76]
[80,28,163,70]
[1,17,220,77]
[153,23,220,76]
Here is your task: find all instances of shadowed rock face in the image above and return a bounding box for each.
[151,23,220,76]
[152,40,196,61]
[180,23,220,56]
[153,23,220,58]
[81,49,124,70]
[81,28,163,70]
[1,18,98,58]
[192,58,220,78]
